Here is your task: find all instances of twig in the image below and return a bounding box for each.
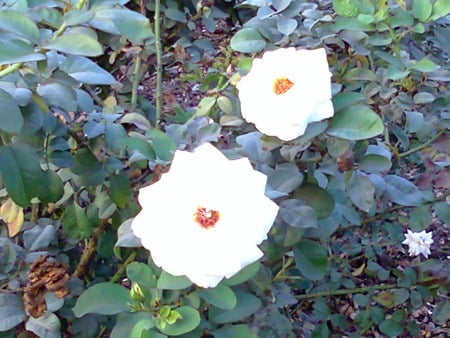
[130,52,142,112]
[110,251,137,283]
[74,220,109,279]
[398,129,446,158]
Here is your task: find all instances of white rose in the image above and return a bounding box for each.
[237,47,334,141]
[131,143,279,288]
[402,229,433,259]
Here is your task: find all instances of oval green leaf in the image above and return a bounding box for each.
[45,33,103,56]
[208,291,262,324]
[158,306,200,336]
[294,239,329,281]
[327,105,384,140]
[199,284,237,310]
[230,28,266,53]
[72,283,131,317]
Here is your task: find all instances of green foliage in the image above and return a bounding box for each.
[0,0,448,336]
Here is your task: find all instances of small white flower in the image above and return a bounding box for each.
[402,229,433,258]
[237,47,334,141]
[131,143,279,288]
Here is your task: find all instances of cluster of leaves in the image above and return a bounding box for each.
[0,0,449,337]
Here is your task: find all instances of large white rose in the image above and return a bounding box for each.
[131,143,279,288]
[237,47,334,141]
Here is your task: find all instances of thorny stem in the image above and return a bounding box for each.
[154,0,162,128]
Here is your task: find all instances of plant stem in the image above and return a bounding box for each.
[295,283,397,300]
[154,0,162,128]
[398,129,446,158]
[130,52,142,112]
[110,250,137,283]
[0,63,22,79]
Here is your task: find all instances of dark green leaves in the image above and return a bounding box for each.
[294,239,329,281]
[72,283,131,317]
[0,144,41,207]
[0,11,40,43]
[0,294,26,331]
[0,89,24,133]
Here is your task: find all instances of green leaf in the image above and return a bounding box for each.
[105,123,128,153]
[412,0,433,21]
[213,324,258,338]
[61,203,93,239]
[110,9,153,44]
[333,0,359,17]
[294,239,329,281]
[25,312,60,338]
[0,40,45,65]
[432,299,450,325]
[379,318,404,336]
[0,11,39,43]
[327,105,384,140]
[199,284,237,310]
[195,96,216,116]
[0,89,24,134]
[208,291,262,324]
[148,129,176,162]
[38,170,64,204]
[157,271,192,290]
[430,0,450,20]
[72,148,107,187]
[109,174,132,208]
[332,92,367,112]
[45,33,103,56]
[409,57,439,72]
[111,312,154,338]
[277,17,297,36]
[72,283,131,317]
[165,7,187,22]
[224,261,260,286]
[280,199,318,228]
[345,68,376,81]
[127,262,157,289]
[64,9,94,26]
[347,172,375,212]
[0,144,41,207]
[359,154,392,173]
[384,175,423,206]
[434,201,450,224]
[230,28,266,53]
[158,306,200,336]
[293,184,335,219]
[0,294,26,331]
[60,55,116,85]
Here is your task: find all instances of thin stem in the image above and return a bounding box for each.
[154,0,162,127]
[295,283,396,300]
[110,251,137,283]
[0,63,22,79]
[398,129,446,158]
[130,52,142,112]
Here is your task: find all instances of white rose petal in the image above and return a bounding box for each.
[131,143,279,288]
[402,229,433,259]
[237,47,334,141]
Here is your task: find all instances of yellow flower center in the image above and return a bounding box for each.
[273,77,294,95]
[194,206,220,229]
